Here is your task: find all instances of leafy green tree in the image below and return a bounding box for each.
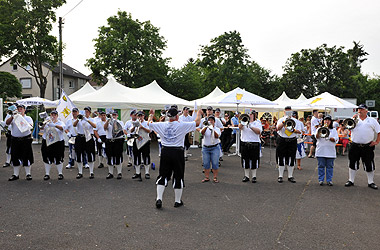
[87,11,170,87]
[0,0,66,97]
[0,71,22,100]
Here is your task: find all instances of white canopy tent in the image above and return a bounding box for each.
[16,97,57,108]
[69,82,97,100]
[296,93,307,101]
[192,87,225,108]
[299,92,358,109]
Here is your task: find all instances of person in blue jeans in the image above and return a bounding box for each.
[314,115,338,186]
[201,116,221,183]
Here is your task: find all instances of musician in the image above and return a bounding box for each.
[276,106,302,183]
[104,111,125,179]
[345,104,380,189]
[226,112,240,153]
[148,106,202,209]
[73,106,97,179]
[94,111,107,168]
[6,104,34,181]
[123,110,138,167]
[308,110,319,158]
[179,106,195,160]
[2,112,12,167]
[41,110,66,180]
[314,115,338,186]
[239,110,262,183]
[220,113,232,154]
[131,111,152,181]
[293,111,307,170]
[214,108,225,161]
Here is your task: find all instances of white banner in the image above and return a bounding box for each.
[56,90,76,124]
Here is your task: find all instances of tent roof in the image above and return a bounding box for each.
[193,87,225,106]
[69,82,97,100]
[16,97,57,108]
[296,93,307,101]
[299,92,358,109]
[216,87,275,105]
[274,91,292,103]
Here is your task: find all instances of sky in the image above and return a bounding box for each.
[53,0,380,77]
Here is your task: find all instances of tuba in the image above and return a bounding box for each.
[317,126,330,139]
[239,114,250,126]
[284,118,296,132]
[343,118,357,130]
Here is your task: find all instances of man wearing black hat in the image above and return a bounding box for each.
[6,104,34,181]
[94,111,107,168]
[41,110,66,180]
[345,104,380,189]
[123,110,138,167]
[239,110,262,183]
[73,106,97,179]
[276,106,302,183]
[179,107,195,160]
[148,106,202,209]
[130,111,152,181]
[104,111,125,179]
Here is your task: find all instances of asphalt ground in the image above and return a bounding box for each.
[0,136,379,250]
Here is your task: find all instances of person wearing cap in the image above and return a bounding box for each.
[226,111,240,153]
[220,112,232,154]
[94,111,107,169]
[308,110,320,158]
[179,106,195,160]
[41,110,66,180]
[345,104,380,189]
[292,111,307,170]
[239,110,262,183]
[73,106,97,179]
[104,111,125,179]
[130,111,152,181]
[314,115,338,186]
[6,104,34,181]
[201,115,221,183]
[214,108,225,161]
[276,106,302,183]
[123,109,138,167]
[147,106,202,209]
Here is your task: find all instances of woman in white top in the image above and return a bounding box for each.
[314,115,339,186]
[201,116,221,183]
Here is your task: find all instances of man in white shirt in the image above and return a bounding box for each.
[123,110,138,167]
[6,104,34,181]
[104,111,125,179]
[345,104,380,189]
[94,111,107,169]
[179,106,195,160]
[308,110,320,158]
[276,106,302,183]
[239,110,262,183]
[41,110,66,180]
[148,106,202,209]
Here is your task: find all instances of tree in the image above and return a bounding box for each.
[0,0,66,97]
[0,71,22,100]
[87,11,170,88]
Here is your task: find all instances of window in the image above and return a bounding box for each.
[57,78,64,88]
[69,81,75,89]
[12,64,17,71]
[20,78,32,89]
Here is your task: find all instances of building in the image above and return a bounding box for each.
[0,59,90,100]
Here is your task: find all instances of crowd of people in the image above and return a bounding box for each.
[2,102,380,209]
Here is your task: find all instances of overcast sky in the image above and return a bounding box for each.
[54,0,380,78]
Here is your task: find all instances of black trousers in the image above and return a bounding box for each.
[132,140,151,165]
[220,131,232,152]
[5,131,11,154]
[96,135,107,156]
[184,133,191,150]
[75,135,96,163]
[41,139,65,165]
[10,136,34,167]
[348,143,375,172]
[105,138,124,165]
[276,137,297,166]
[240,142,260,169]
[156,146,185,189]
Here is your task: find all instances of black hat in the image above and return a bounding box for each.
[183,106,189,111]
[207,115,216,121]
[207,106,213,110]
[323,115,332,120]
[130,109,137,115]
[99,111,106,115]
[51,110,58,115]
[112,110,118,115]
[292,111,298,117]
[16,103,25,109]
[72,107,79,112]
[215,108,221,112]
[250,109,257,114]
[137,111,145,116]
[170,104,178,110]
[284,106,292,110]
[167,107,178,117]
[357,104,368,110]
[84,106,91,112]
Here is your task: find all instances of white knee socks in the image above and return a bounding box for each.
[56,163,63,175]
[44,163,51,175]
[174,188,183,203]
[251,169,257,178]
[144,165,150,175]
[13,166,20,176]
[349,168,357,183]
[366,171,375,184]
[135,165,141,175]
[24,166,31,175]
[156,185,165,200]
[6,154,11,163]
[278,166,285,178]
[116,164,122,174]
[78,162,83,174]
[244,169,250,178]
[108,165,113,174]
[287,166,294,178]
[88,162,94,174]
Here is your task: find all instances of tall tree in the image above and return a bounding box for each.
[0,0,66,97]
[0,71,22,100]
[87,11,170,87]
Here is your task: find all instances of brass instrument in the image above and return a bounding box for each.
[239,114,250,126]
[38,112,51,128]
[317,125,330,139]
[343,118,357,130]
[284,118,296,132]
[77,114,84,120]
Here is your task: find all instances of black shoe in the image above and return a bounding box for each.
[76,173,83,179]
[319,181,324,186]
[252,177,257,183]
[368,183,378,189]
[288,177,296,183]
[278,177,283,183]
[156,199,162,209]
[26,174,32,181]
[89,173,94,179]
[127,163,132,167]
[145,173,150,179]
[98,163,104,168]
[3,163,10,168]
[117,173,122,179]
[132,173,142,181]
[8,175,19,181]
[242,176,249,182]
[185,157,188,161]
[327,181,333,186]
[58,174,64,180]
[106,173,114,179]
[219,157,223,161]
[174,201,184,208]
[43,175,50,180]
[345,180,354,187]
